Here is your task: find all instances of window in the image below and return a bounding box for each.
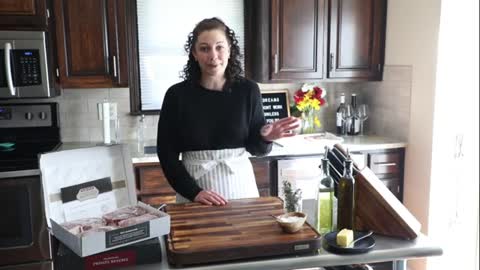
[134,0,245,112]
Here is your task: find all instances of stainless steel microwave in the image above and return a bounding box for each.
[0,31,55,99]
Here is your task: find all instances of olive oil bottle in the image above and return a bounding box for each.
[337,150,355,230]
[317,147,335,234]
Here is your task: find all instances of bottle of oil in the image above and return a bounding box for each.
[317,146,335,234]
[337,150,355,230]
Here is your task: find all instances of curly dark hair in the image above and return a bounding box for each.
[181,17,243,84]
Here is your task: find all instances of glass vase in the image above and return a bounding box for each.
[301,110,316,134]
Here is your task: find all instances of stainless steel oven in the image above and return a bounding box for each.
[0,31,56,99]
[0,103,60,270]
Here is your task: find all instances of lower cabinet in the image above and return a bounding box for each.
[250,158,273,196]
[134,148,404,206]
[134,162,176,206]
[134,158,273,206]
[365,148,405,202]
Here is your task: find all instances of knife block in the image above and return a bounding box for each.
[330,144,421,239]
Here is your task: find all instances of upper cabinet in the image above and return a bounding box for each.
[270,0,326,81]
[328,0,386,80]
[52,0,128,88]
[0,0,48,30]
[245,0,386,82]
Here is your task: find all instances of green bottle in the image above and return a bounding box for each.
[337,150,355,230]
[317,147,335,234]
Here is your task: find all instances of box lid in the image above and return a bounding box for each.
[39,144,137,228]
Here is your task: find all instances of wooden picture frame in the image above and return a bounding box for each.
[261,90,291,123]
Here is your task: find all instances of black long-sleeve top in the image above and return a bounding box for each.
[157,78,272,201]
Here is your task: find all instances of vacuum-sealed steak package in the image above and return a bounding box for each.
[103,206,148,226]
[60,218,107,236]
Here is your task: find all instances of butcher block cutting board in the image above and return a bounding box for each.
[165,197,321,266]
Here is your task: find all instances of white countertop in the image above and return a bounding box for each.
[60,134,407,164]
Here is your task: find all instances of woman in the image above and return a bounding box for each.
[157,17,299,206]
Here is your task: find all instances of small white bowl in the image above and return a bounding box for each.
[275,212,307,233]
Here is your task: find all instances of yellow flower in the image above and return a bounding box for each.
[314,116,321,127]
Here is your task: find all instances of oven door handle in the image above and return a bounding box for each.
[4,43,16,96]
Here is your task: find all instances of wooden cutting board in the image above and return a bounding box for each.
[165,197,321,266]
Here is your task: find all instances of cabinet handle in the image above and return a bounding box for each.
[329,53,334,71]
[375,162,397,167]
[377,64,381,71]
[55,68,60,78]
[4,43,15,96]
[112,55,118,78]
[274,54,279,74]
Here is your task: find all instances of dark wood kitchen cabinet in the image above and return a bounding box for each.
[0,0,48,30]
[366,148,404,201]
[250,158,273,196]
[353,148,404,201]
[270,0,327,81]
[52,0,128,88]
[245,0,386,82]
[245,0,327,82]
[327,0,386,80]
[135,162,176,206]
[134,159,273,206]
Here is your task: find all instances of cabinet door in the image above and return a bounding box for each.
[271,0,326,80]
[251,159,272,196]
[328,0,386,80]
[0,0,47,30]
[135,164,176,206]
[367,149,405,202]
[53,0,127,88]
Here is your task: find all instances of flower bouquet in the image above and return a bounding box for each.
[293,83,327,134]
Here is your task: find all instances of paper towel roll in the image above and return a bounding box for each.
[102,102,111,144]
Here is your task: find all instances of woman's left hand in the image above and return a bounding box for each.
[260,116,300,142]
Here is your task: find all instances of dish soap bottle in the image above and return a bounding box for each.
[337,149,356,230]
[317,146,336,234]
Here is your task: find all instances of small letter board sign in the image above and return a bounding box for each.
[261,90,290,124]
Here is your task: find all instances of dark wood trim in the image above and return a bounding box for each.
[106,0,117,82]
[45,0,62,95]
[126,0,142,114]
[125,0,163,115]
[244,0,271,82]
[374,0,387,80]
[116,0,129,86]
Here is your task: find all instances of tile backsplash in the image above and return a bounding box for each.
[2,65,411,143]
[258,65,412,141]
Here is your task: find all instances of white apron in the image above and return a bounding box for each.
[176,148,259,203]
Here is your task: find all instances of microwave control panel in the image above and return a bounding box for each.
[12,49,42,87]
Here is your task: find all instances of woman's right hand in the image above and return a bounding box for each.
[194,190,227,206]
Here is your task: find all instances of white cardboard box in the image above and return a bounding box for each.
[39,144,170,257]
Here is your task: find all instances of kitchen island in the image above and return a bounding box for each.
[121,233,442,270]
[57,138,442,270]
